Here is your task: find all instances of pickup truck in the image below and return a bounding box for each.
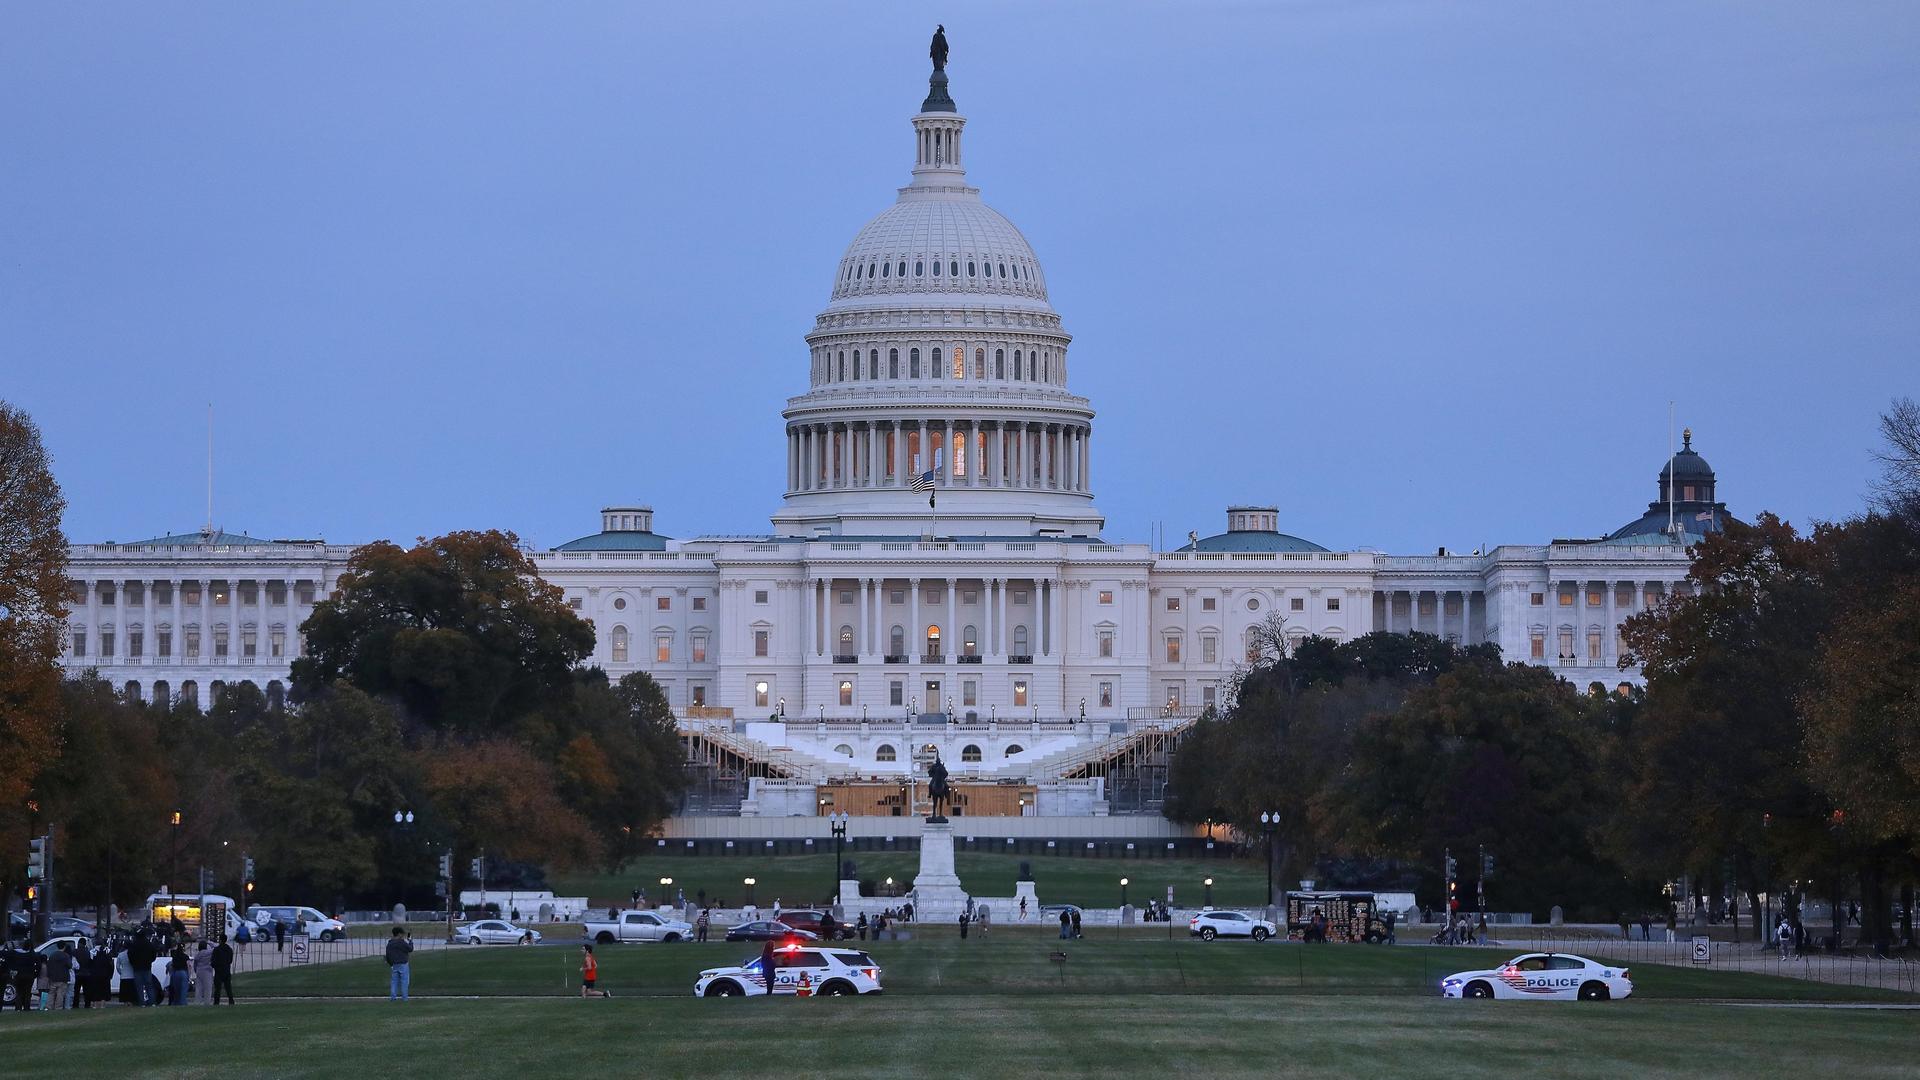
[582,909,694,945]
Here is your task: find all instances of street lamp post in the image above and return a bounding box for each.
[777,697,786,718]
[169,810,182,904]
[829,812,849,907]
[1204,877,1214,908]
[1258,811,1278,910]
[1120,877,1130,909]
[660,877,674,909]
[744,877,756,909]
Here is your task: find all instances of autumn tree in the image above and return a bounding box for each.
[0,401,68,928]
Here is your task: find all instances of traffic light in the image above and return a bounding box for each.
[243,856,256,882]
[244,880,255,895]
[1481,852,1495,878]
[437,853,453,880]
[1444,854,1457,881]
[26,836,47,880]
[469,856,485,879]
[24,885,37,904]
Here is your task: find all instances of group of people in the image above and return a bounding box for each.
[6,922,236,1011]
[957,897,992,938]
[1057,907,1084,939]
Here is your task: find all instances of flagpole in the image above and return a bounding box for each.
[1666,401,1676,536]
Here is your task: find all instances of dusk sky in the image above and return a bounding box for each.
[5,2,1914,553]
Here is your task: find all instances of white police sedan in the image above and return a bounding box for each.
[1189,910,1277,941]
[1440,952,1633,1001]
[694,945,884,997]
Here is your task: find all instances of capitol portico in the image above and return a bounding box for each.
[53,53,1738,812]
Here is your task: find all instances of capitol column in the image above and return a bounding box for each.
[1603,580,1616,665]
[867,421,879,488]
[997,578,1009,658]
[171,578,184,665]
[946,578,957,662]
[909,579,922,662]
[84,580,99,661]
[917,420,929,479]
[142,578,155,666]
[803,576,817,663]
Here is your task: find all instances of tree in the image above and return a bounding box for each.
[291,530,594,736]
[0,401,68,925]
[1873,395,1920,507]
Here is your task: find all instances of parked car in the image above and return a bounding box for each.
[774,909,853,940]
[1441,953,1634,1001]
[247,905,346,942]
[582,909,694,945]
[1189,910,1277,941]
[694,945,884,997]
[724,920,820,943]
[464,919,541,946]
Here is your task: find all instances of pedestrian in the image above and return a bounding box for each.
[696,909,710,943]
[1639,914,1651,941]
[958,909,970,939]
[275,919,287,953]
[168,944,190,1005]
[1477,912,1489,942]
[45,942,73,1011]
[234,918,251,957]
[580,944,611,998]
[128,932,157,1006]
[8,949,35,1011]
[978,904,990,935]
[1384,910,1398,945]
[856,913,868,941]
[30,950,49,1011]
[193,941,215,1005]
[86,945,113,1008]
[511,907,521,923]
[1665,907,1677,943]
[1616,912,1630,940]
[1059,909,1071,940]
[820,910,838,941]
[773,898,782,919]
[1019,896,1028,921]
[211,937,235,1005]
[1776,915,1793,960]
[760,940,776,992]
[1071,909,1083,939]
[385,927,413,1002]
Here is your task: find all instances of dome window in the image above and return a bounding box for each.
[950,261,959,277]
[967,261,976,277]
[881,261,890,278]
[898,261,907,277]
[999,263,1007,278]
[915,261,924,277]
[933,260,942,277]
[868,262,877,280]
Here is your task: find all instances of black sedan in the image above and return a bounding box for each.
[723,920,819,943]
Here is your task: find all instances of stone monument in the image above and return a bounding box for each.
[909,753,969,923]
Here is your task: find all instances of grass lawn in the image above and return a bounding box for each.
[232,932,1914,1003]
[551,850,1268,909]
[3,994,1916,1079]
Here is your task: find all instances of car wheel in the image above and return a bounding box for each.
[2,983,15,1008]
[1464,981,1494,999]
[320,931,339,943]
[1200,927,1217,941]
[1578,982,1611,1001]
[819,980,854,996]
[706,980,743,997]
[1364,932,1383,945]
[1251,927,1270,941]
[663,932,681,943]
[467,937,483,946]
[596,932,615,945]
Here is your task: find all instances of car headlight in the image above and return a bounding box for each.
[1441,977,1462,987]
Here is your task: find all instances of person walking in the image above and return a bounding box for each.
[580,944,609,998]
[167,944,191,1005]
[855,913,868,941]
[1019,896,1028,922]
[772,899,782,919]
[820,911,838,942]
[44,942,73,1011]
[1639,914,1652,941]
[274,919,287,953]
[1059,909,1071,940]
[958,909,970,940]
[1070,909,1083,940]
[759,940,777,993]
[211,937,235,1005]
[127,932,157,1006]
[193,941,215,1005]
[385,927,413,1002]
[1665,908,1677,943]
[695,909,710,943]
[978,904,990,936]
[234,918,251,958]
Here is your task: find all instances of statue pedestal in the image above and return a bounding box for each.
[911,819,968,924]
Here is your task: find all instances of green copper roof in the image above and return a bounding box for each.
[126,529,271,546]
[553,530,672,552]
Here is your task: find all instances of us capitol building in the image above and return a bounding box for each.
[57,54,1735,822]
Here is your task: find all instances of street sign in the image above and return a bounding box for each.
[289,936,311,965]
[1690,935,1711,964]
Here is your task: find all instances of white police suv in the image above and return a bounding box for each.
[1440,952,1633,1001]
[1189,910,1277,941]
[694,944,884,998]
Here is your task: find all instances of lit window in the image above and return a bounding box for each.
[611,626,629,663]
[1558,592,1574,606]
[839,680,854,706]
[1166,596,1180,612]
[692,634,708,663]
[1099,681,1113,708]
[657,596,671,611]
[1166,636,1181,663]
[755,630,770,657]
[754,681,769,708]
[839,626,854,655]
[1098,590,1113,605]
[963,626,978,657]
[1012,681,1028,707]
[1558,630,1575,659]
[951,346,963,379]
[657,634,673,663]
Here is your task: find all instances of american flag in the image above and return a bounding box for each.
[911,470,935,492]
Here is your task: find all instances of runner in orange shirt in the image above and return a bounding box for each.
[580,944,610,998]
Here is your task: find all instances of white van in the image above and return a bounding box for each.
[248,905,346,943]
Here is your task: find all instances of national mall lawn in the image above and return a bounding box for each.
[7,935,1913,1080]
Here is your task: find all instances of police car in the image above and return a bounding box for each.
[694,944,884,998]
[1440,952,1633,1001]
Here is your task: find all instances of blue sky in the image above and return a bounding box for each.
[4,2,1914,552]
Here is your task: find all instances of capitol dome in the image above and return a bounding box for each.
[831,199,1051,307]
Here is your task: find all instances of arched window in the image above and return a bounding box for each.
[611,625,629,663]
[1013,625,1029,655]
[839,625,854,655]
[881,260,890,278]
[925,624,942,656]
[153,680,170,710]
[933,259,942,277]
[995,349,1005,379]
[876,744,897,762]
[179,680,197,709]
[834,743,854,757]
[867,262,876,280]
[950,261,959,277]
[915,261,923,277]
[836,354,845,381]
[967,261,976,277]
[210,680,226,705]
[1004,744,1023,756]
[999,263,1007,278]
[892,349,902,379]
[1028,353,1037,381]
[961,744,982,762]
[267,680,285,709]
[897,261,906,277]
[890,625,905,658]
[869,349,878,377]
[840,680,854,705]
[1042,354,1049,383]
[963,625,978,657]
[909,348,920,378]
[852,351,861,380]
[1013,350,1023,381]
[124,680,141,702]
[973,349,985,379]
